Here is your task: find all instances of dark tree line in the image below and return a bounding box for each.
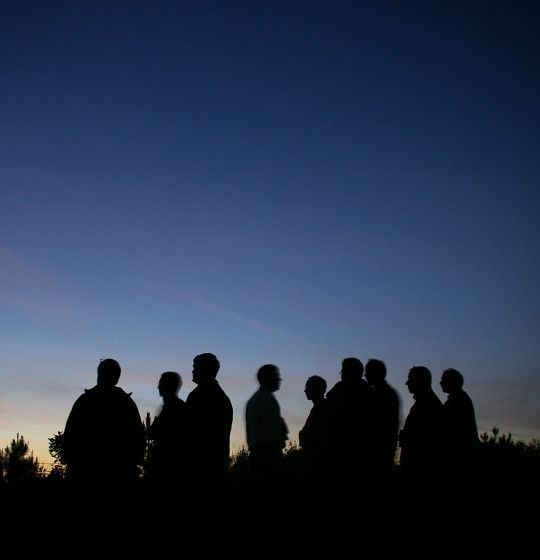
[1,426,538,483]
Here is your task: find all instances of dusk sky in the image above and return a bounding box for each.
[1,1,539,465]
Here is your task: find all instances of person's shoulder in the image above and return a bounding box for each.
[112,386,135,401]
[214,380,230,397]
[186,385,201,401]
[319,398,332,411]
[214,381,232,406]
[246,389,259,407]
[74,386,99,405]
[384,383,400,404]
[74,388,91,402]
[247,388,271,406]
[326,381,342,399]
[168,396,186,409]
[424,389,442,403]
[312,400,328,416]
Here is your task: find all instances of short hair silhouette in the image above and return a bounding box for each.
[341,357,364,379]
[306,375,327,395]
[257,364,280,386]
[408,366,431,384]
[97,358,121,387]
[158,371,182,396]
[194,353,220,378]
[441,368,464,390]
[365,359,387,383]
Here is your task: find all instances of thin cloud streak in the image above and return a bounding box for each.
[179,292,317,349]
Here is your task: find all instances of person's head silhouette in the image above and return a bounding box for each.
[304,375,327,403]
[257,364,281,393]
[406,366,432,396]
[158,371,182,398]
[192,353,220,385]
[340,357,364,382]
[97,358,121,388]
[440,368,464,394]
[365,359,387,386]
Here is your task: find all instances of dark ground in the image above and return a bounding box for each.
[2,458,539,560]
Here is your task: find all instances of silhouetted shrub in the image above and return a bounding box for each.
[479,427,540,479]
[0,434,42,483]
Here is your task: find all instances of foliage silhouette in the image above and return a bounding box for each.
[479,426,540,478]
[0,434,42,483]
[41,425,540,481]
[0,426,537,559]
[47,431,67,479]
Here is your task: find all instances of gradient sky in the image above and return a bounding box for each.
[1,1,539,465]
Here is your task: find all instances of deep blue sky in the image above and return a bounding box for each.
[1,1,539,462]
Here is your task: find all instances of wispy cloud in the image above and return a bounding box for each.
[179,292,316,348]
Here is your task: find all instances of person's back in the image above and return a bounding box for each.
[399,366,446,477]
[63,360,144,558]
[64,359,145,483]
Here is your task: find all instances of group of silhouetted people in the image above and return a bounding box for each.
[64,354,233,490]
[59,354,480,556]
[63,355,479,487]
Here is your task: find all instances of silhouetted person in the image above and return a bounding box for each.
[365,359,400,474]
[185,353,233,482]
[438,368,481,557]
[399,366,446,477]
[183,353,233,542]
[245,364,289,475]
[326,357,373,476]
[143,371,188,552]
[147,371,186,482]
[396,367,447,556]
[63,358,145,483]
[63,358,145,557]
[440,368,479,474]
[299,375,332,474]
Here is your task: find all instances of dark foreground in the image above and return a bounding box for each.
[2,458,539,560]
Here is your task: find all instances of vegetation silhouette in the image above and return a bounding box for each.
[0,433,41,483]
[0,425,538,559]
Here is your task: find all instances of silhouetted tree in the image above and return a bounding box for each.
[228,446,250,476]
[48,431,66,465]
[47,431,67,479]
[479,426,540,478]
[0,434,41,483]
